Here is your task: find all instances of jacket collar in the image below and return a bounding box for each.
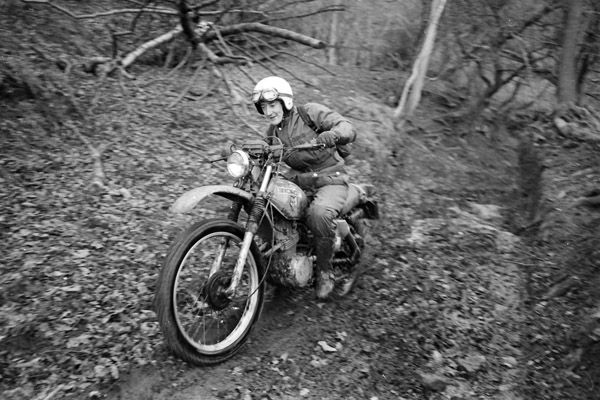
[277,108,295,130]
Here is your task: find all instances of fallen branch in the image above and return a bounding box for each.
[166,46,192,75]
[117,69,134,132]
[68,124,110,190]
[20,0,176,18]
[242,32,336,76]
[100,21,215,72]
[191,73,222,104]
[236,34,279,75]
[544,275,579,299]
[168,64,204,109]
[21,1,329,75]
[265,5,346,23]
[204,22,327,49]
[110,20,326,73]
[213,67,263,136]
[120,25,184,69]
[240,33,315,85]
[33,384,64,400]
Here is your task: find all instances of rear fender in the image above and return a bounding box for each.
[170,185,254,214]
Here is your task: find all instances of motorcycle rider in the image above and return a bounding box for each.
[251,76,356,300]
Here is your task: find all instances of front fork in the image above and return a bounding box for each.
[225,166,272,298]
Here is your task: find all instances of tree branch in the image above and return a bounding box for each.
[109,20,325,72]
[242,33,336,76]
[487,3,560,53]
[213,67,264,137]
[68,124,109,190]
[240,33,323,85]
[119,26,183,69]
[20,0,176,18]
[264,5,346,23]
[168,64,204,109]
[21,1,329,74]
[205,23,327,49]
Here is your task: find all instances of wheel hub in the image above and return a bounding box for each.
[203,271,232,311]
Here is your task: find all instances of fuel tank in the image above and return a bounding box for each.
[267,177,309,220]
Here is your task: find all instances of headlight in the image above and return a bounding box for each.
[227,150,251,178]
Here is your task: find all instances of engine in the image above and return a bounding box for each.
[264,216,314,288]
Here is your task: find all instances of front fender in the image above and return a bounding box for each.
[170,185,254,214]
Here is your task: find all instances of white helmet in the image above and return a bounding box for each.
[252,76,293,115]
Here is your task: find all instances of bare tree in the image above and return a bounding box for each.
[20,0,343,75]
[557,0,584,106]
[557,0,600,107]
[327,0,340,66]
[429,0,600,119]
[393,0,447,121]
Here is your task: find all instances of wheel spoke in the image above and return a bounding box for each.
[210,237,230,275]
[172,229,261,352]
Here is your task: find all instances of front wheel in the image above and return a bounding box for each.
[155,219,265,366]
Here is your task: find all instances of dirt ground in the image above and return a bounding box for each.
[2,2,600,399]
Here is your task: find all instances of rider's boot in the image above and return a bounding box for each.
[314,237,335,300]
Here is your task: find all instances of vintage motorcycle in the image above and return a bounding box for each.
[154,138,379,366]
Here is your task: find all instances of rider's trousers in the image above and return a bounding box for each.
[306,183,348,272]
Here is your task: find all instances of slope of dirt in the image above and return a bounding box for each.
[1,2,600,400]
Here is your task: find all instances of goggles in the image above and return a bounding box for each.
[252,88,291,103]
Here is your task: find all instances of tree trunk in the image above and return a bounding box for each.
[394,0,447,119]
[557,0,584,106]
[327,4,339,65]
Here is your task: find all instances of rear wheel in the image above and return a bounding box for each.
[155,219,264,366]
[334,261,364,298]
[334,220,368,298]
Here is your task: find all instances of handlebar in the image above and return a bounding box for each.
[287,141,326,151]
[209,140,326,163]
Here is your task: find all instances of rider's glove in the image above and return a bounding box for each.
[316,131,338,148]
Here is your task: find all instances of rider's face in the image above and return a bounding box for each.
[260,100,284,126]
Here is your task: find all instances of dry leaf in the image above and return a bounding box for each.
[317,341,337,353]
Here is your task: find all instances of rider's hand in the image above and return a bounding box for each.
[316,131,338,148]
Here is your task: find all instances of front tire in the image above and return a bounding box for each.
[155,219,265,366]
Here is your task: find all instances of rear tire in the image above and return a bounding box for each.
[155,219,265,366]
[334,220,368,298]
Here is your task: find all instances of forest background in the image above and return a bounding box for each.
[1,0,600,399]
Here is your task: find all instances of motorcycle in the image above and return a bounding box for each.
[154,138,379,366]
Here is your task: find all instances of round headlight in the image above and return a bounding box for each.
[227,150,251,178]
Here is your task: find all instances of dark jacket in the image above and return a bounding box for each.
[266,102,356,175]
